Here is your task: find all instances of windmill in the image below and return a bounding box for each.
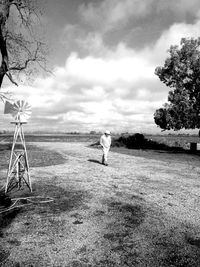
[4,100,32,193]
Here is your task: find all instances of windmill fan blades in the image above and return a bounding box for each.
[4,100,32,122]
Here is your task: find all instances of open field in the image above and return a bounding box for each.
[0,138,200,266]
[0,134,101,144]
[145,134,200,150]
[0,133,199,145]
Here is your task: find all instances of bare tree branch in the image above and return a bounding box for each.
[0,0,47,89]
[6,71,18,85]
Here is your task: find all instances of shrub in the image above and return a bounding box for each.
[112,133,184,151]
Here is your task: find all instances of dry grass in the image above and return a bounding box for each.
[145,134,200,150]
[0,141,200,266]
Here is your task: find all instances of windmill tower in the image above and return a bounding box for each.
[4,100,32,193]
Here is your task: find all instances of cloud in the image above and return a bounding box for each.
[149,20,200,64]
[157,0,200,18]
[78,0,200,34]
[63,49,154,86]
[78,0,154,33]
[2,47,160,132]
[2,11,200,133]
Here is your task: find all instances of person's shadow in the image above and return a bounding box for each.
[88,159,102,165]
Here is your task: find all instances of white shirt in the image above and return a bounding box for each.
[100,134,111,149]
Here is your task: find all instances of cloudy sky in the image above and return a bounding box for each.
[1,0,200,133]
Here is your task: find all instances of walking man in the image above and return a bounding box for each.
[100,130,111,166]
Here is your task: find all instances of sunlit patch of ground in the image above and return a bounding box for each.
[0,142,200,266]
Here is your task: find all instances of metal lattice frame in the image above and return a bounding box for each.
[4,100,32,193]
[5,121,32,193]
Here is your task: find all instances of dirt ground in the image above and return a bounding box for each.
[0,142,200,266]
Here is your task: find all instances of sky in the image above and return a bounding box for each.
[1,0,200,133]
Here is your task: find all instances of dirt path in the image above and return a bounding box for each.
[1,142,200,266]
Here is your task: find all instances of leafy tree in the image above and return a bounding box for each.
[0,0,46,100]
[154,38,200,130]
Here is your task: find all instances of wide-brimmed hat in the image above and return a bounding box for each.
[105,130,111,135]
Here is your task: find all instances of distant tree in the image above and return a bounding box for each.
[154,38,200,131]
[0,0,47,100]
[90,131,96,134]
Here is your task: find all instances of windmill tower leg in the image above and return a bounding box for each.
[5,123,19,193]
[19,123,32,192]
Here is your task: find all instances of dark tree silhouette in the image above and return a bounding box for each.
[0,0,46,99]
[154,38,200,130]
